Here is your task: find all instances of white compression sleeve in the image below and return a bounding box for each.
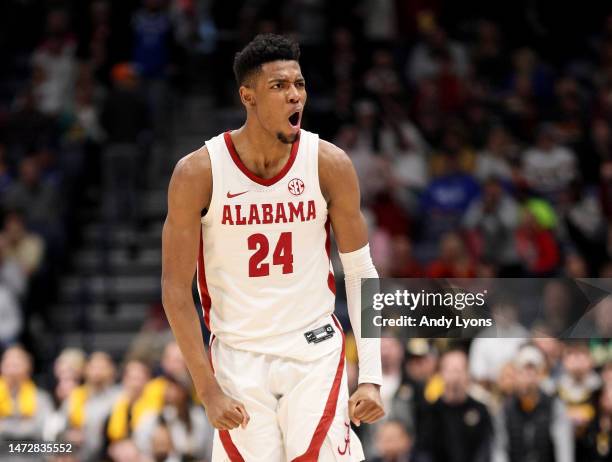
[339,244,382,386]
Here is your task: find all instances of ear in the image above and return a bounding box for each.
[239,85,256,107]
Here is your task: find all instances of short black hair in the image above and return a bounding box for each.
[233,34,300,86]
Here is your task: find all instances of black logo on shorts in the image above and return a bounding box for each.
[304,324,335,344]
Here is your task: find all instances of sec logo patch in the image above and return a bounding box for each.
[288,178,305,196]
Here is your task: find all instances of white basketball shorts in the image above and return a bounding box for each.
[209,316,364,462]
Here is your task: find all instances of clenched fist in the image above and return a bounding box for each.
[348,383,385,426]
[201,386,250,430]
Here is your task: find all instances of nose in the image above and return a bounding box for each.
[287,84,300,103]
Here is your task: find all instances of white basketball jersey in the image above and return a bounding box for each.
[197,129,338,361]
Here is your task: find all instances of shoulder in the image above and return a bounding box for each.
[318,138,353,173]
[172,145,212,184]
[168,144,212,209]
[317,138,358,203]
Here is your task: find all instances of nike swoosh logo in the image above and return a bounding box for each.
[227,191,249,198]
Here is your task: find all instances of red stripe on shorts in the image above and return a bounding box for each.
[291,315,346,461]
[219,430,246,462]
[210,335,245,462]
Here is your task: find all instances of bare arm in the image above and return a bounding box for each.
[161,147,248,430]
[319,139,384,425]
[319,140,368,252]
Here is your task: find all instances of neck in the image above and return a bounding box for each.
[6,378,25,391]
[89,382,106,394]
[443,390,467,405]
[234,118,293,166]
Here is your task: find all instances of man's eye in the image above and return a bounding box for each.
[271,83,281,89]
[296,82,305,88]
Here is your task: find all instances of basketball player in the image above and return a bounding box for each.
[162,34,384,461]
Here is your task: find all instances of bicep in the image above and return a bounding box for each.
[162,158,208,292]
[325,153,369,253]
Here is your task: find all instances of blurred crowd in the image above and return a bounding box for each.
[4,334,612,462]
[1,0,612,461]
[350,335,612,462]
[0,342,213,461]
[0,0,196,352]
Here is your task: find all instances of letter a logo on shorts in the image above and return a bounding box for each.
[288,178,305,196]
[337,422,351,455]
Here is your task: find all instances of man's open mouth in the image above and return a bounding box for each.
[289,112,300,126]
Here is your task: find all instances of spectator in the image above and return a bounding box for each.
[557,342,602,461]
[31,9,77,116]
[470,20,507,90]
[0,346,53,441]
[364,49,403,98]
[360,336,414,459]
[582,384,612,462]
[2,156,63,247]
[463,177,521,274]
[494,345,574,462]
[107,438,150,462]
[43,348,87,451]
[63,352,120,462]
[141,374,213,460]
[0,233,27,298]
[417,349,493,462]
[561,180,607,275]
[475,125,519,185]
[149,421,178,462]
[0,283,21,347]
[388,236,424,278]
[142,341,189,413]
[531,334,565,385]
[426,233,477,278]
[53,348,86,405]
[404,339,439,444]
[406,23,469,84]
[429,123,476,178]
[522,124,578,203]
[132,0,174,80]
[515,199,560,276]
[103,359,158,454]
[2,211,45,277]
[132,0,175,135]
[419,151,480,244]
[371,419,414,462]
[469,302,527,388]
[381,101,429,194]
[588,297,612,368]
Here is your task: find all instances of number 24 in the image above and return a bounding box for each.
[248,232,293,277]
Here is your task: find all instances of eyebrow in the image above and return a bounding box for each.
[267,76,305,83]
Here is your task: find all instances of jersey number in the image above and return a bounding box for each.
[248,232,293,277]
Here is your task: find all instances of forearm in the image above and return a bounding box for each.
[162,287,219,399]
[340,244,382,385]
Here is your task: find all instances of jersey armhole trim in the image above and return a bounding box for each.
[202,140,218,224]
[314,135,329,209]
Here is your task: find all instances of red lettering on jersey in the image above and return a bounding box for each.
[221,205,234,225]
[275,203,288,223]
[288,202,304,222]
[235,205,247,225]
[262,204,274,224]
[248,204,261,225]
[306,200,316,220]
